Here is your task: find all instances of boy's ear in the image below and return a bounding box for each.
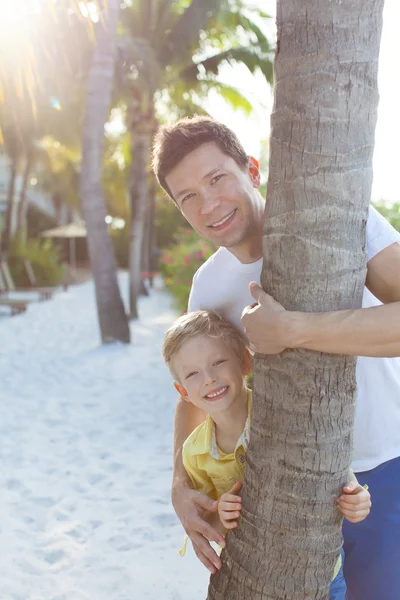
[242,348,253,376]
[174,381,189,399]
[248,156,260,188]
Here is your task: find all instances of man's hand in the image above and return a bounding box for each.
[217,481,243,530]
[172,481,225,573]
[337,479,371,523]
[241,282,293,354]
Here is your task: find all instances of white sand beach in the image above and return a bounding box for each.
[0,274,209,600]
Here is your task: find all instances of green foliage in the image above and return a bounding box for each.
[159,228,214,312]
[8,236,64,287]
[373,201,400,232]
[155,195,188,251]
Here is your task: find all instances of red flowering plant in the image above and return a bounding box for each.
[159,228,214,312]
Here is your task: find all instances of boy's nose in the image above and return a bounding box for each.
[204,371,217,385]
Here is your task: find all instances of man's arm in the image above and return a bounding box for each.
[242,242,400,357]
[172,396,205,486]
[172,397,225,573]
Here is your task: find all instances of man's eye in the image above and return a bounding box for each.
[211,174,224,185]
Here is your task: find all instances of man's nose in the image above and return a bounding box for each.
[200,190,221,215]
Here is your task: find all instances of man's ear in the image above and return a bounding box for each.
[174,381,189,400]
[242,348,253,376]
[248,156,261,188]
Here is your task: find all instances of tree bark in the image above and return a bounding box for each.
[16,149,34,242]
[208,1,384,598]
[128,127,151,317]
[1,158,18,255]
[79,0,130,344]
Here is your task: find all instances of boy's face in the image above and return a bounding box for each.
[165,142,262,253]
[171,334,251,415]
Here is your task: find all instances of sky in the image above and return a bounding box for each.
[207,0,400,204]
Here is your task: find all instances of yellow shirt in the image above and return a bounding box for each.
[182,389,251,501]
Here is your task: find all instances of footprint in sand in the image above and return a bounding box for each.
[152,513,178,528]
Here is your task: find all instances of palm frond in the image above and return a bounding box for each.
[161,0,220,66]
[181,43,274,86]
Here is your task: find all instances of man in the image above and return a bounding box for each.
[152,116,400,600]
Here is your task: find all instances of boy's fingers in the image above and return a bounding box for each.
[219,501,242,511]
[229,481,242,495]
[224,521,238,530]
[221,494,242,504]
[220,510,241,520]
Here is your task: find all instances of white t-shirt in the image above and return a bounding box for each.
[188,206,400,473]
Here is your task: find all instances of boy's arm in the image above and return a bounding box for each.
[172,397,225,573]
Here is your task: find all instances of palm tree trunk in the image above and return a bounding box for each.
[139,174,155,295]
[16,149,34,242]
[79,0,130,344]
[208,1,384,598]
[128,127,152,318]
[1,158,18,255]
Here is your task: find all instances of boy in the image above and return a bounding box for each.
[162,310,371,599]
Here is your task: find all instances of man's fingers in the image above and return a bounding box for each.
[196,495,219,512]
[192,538,221,574]
[189,517,225,547]
[249,282,263,302]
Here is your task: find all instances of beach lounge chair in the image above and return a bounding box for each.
[0,259,54,301]
[0,298,28,316]
[0,270,29,315]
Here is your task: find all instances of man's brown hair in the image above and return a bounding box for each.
[152,116,249,200]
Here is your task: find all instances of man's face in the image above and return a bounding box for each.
[165,142,262,252]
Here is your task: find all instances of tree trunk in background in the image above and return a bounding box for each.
[1,159,18,255]
[208,1,384,598]
[16,149,34,242]
[147,176,156,288]
[139,175,156,294]
[79,0,130,344]
[128,126,151,317]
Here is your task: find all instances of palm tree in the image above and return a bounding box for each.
[208,1,384,598]
[118,0,274,318]
[79,0,130,343]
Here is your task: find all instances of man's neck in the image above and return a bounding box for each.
[226,196,264,264]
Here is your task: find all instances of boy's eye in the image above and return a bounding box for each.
[211,174,224,185]
[185,371,198,379]
[214,359,226,366]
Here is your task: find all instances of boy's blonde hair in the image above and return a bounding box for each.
[163,310,247,379]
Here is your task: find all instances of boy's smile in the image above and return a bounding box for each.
[171,334,250,418]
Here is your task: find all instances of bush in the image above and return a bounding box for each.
[8,236,65,287]
[373,201,400,232]
[159,229,214,312]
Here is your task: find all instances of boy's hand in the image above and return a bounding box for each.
[337,479,371,523]
[217,482,243,530]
